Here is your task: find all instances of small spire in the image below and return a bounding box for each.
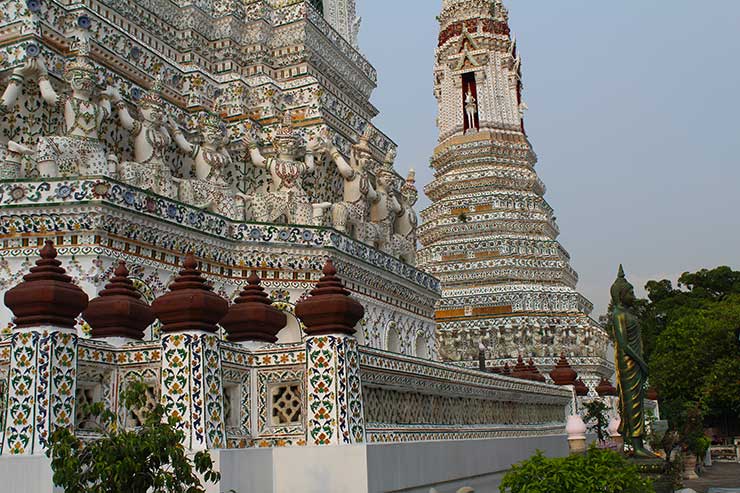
[83,260,155,340]
[4,241,89,328]
[595,377,617,397]
[574,378,589,397]
[151,254,228,333]
[549,353,577,386]
[220,272,287,344]
[295,259,365,337]
[618,264,625,278]
[511,354,529,379]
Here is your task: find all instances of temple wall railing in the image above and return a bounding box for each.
[0,335,573,451]
[358,347,571,443]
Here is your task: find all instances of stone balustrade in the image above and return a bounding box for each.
[0,242,572,456]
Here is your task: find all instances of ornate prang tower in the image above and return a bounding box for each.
[419,0,612,387]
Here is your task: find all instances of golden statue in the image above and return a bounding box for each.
[610,265,656,458]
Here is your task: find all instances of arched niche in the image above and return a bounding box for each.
[415,333,429,359]
[386,324,401,354]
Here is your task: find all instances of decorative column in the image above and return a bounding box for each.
[82,261,155,346]
[549,354,587,454]
[2,241,88,455]
[295,260,366,446]
[596,377,622,448]
[220,273,286,347]
[151,254,229,451]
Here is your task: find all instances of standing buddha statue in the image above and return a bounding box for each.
[610,265,656,458]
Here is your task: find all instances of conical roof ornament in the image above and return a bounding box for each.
[549,353,577,386]
[511,354,529,379]
[574,378,589,397]
[295,259,364,336]
[528,358,546,383]
[151,254,228,333]
[83,261,154,340]
[220,272,287,344]
[595,377,617,397]
[4,241,88,328]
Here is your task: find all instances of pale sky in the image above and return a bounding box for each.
[357,0,740,316]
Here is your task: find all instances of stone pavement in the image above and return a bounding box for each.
[682,463,740,493]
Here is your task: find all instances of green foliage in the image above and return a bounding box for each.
[46,380,221,493]
[499,447,653,493]
[583,400,610,443]
[635,267,740,426]
[648,294,740,422]
[640,266,740,361]
[672,401,711,458]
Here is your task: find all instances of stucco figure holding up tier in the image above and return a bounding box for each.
[245,113,325,225]
[0,62,35,178]
[390,169,418,265]
[170,112,241,220]
[111,79,176,198]
[610,265,656,459]
[34,37,117,178]
[369,149,402,253]
[323,127,377,243]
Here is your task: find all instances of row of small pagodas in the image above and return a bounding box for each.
[4,240,364,343]
[478,346,618,398]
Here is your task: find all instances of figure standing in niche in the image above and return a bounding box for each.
[0,61,36,178]
[169,112,241,220]
[33,37,118,178]
[245,113,323,225]
[465,89,478,132]
[322,126,378,243]
[111,79,176,198]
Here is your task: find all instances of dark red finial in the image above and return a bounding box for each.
[4,240,88,328]
[40,240,57,259]
[220,272,287,344]
[323,259,337,277]
[511,354,530,379]
[295,258,364,336]
[574,378,589,396]
[83,260,154,340]
[151,254,228,333]
[114,260,128,278]
[183,253,198,270]
[549,353,578,386]
[596,377,618,397]
[527,358,546,383]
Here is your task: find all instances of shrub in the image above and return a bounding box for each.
[499,447,653,493]
[46,380,221,493]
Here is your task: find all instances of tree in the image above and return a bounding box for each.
[640,266,740,361]
[46,380,221,493]
[649,298,740,421]
[583,400,610,443]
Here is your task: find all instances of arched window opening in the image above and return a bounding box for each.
[387,327,401,353]
[415,335,429,359]
[462,72,479,133]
